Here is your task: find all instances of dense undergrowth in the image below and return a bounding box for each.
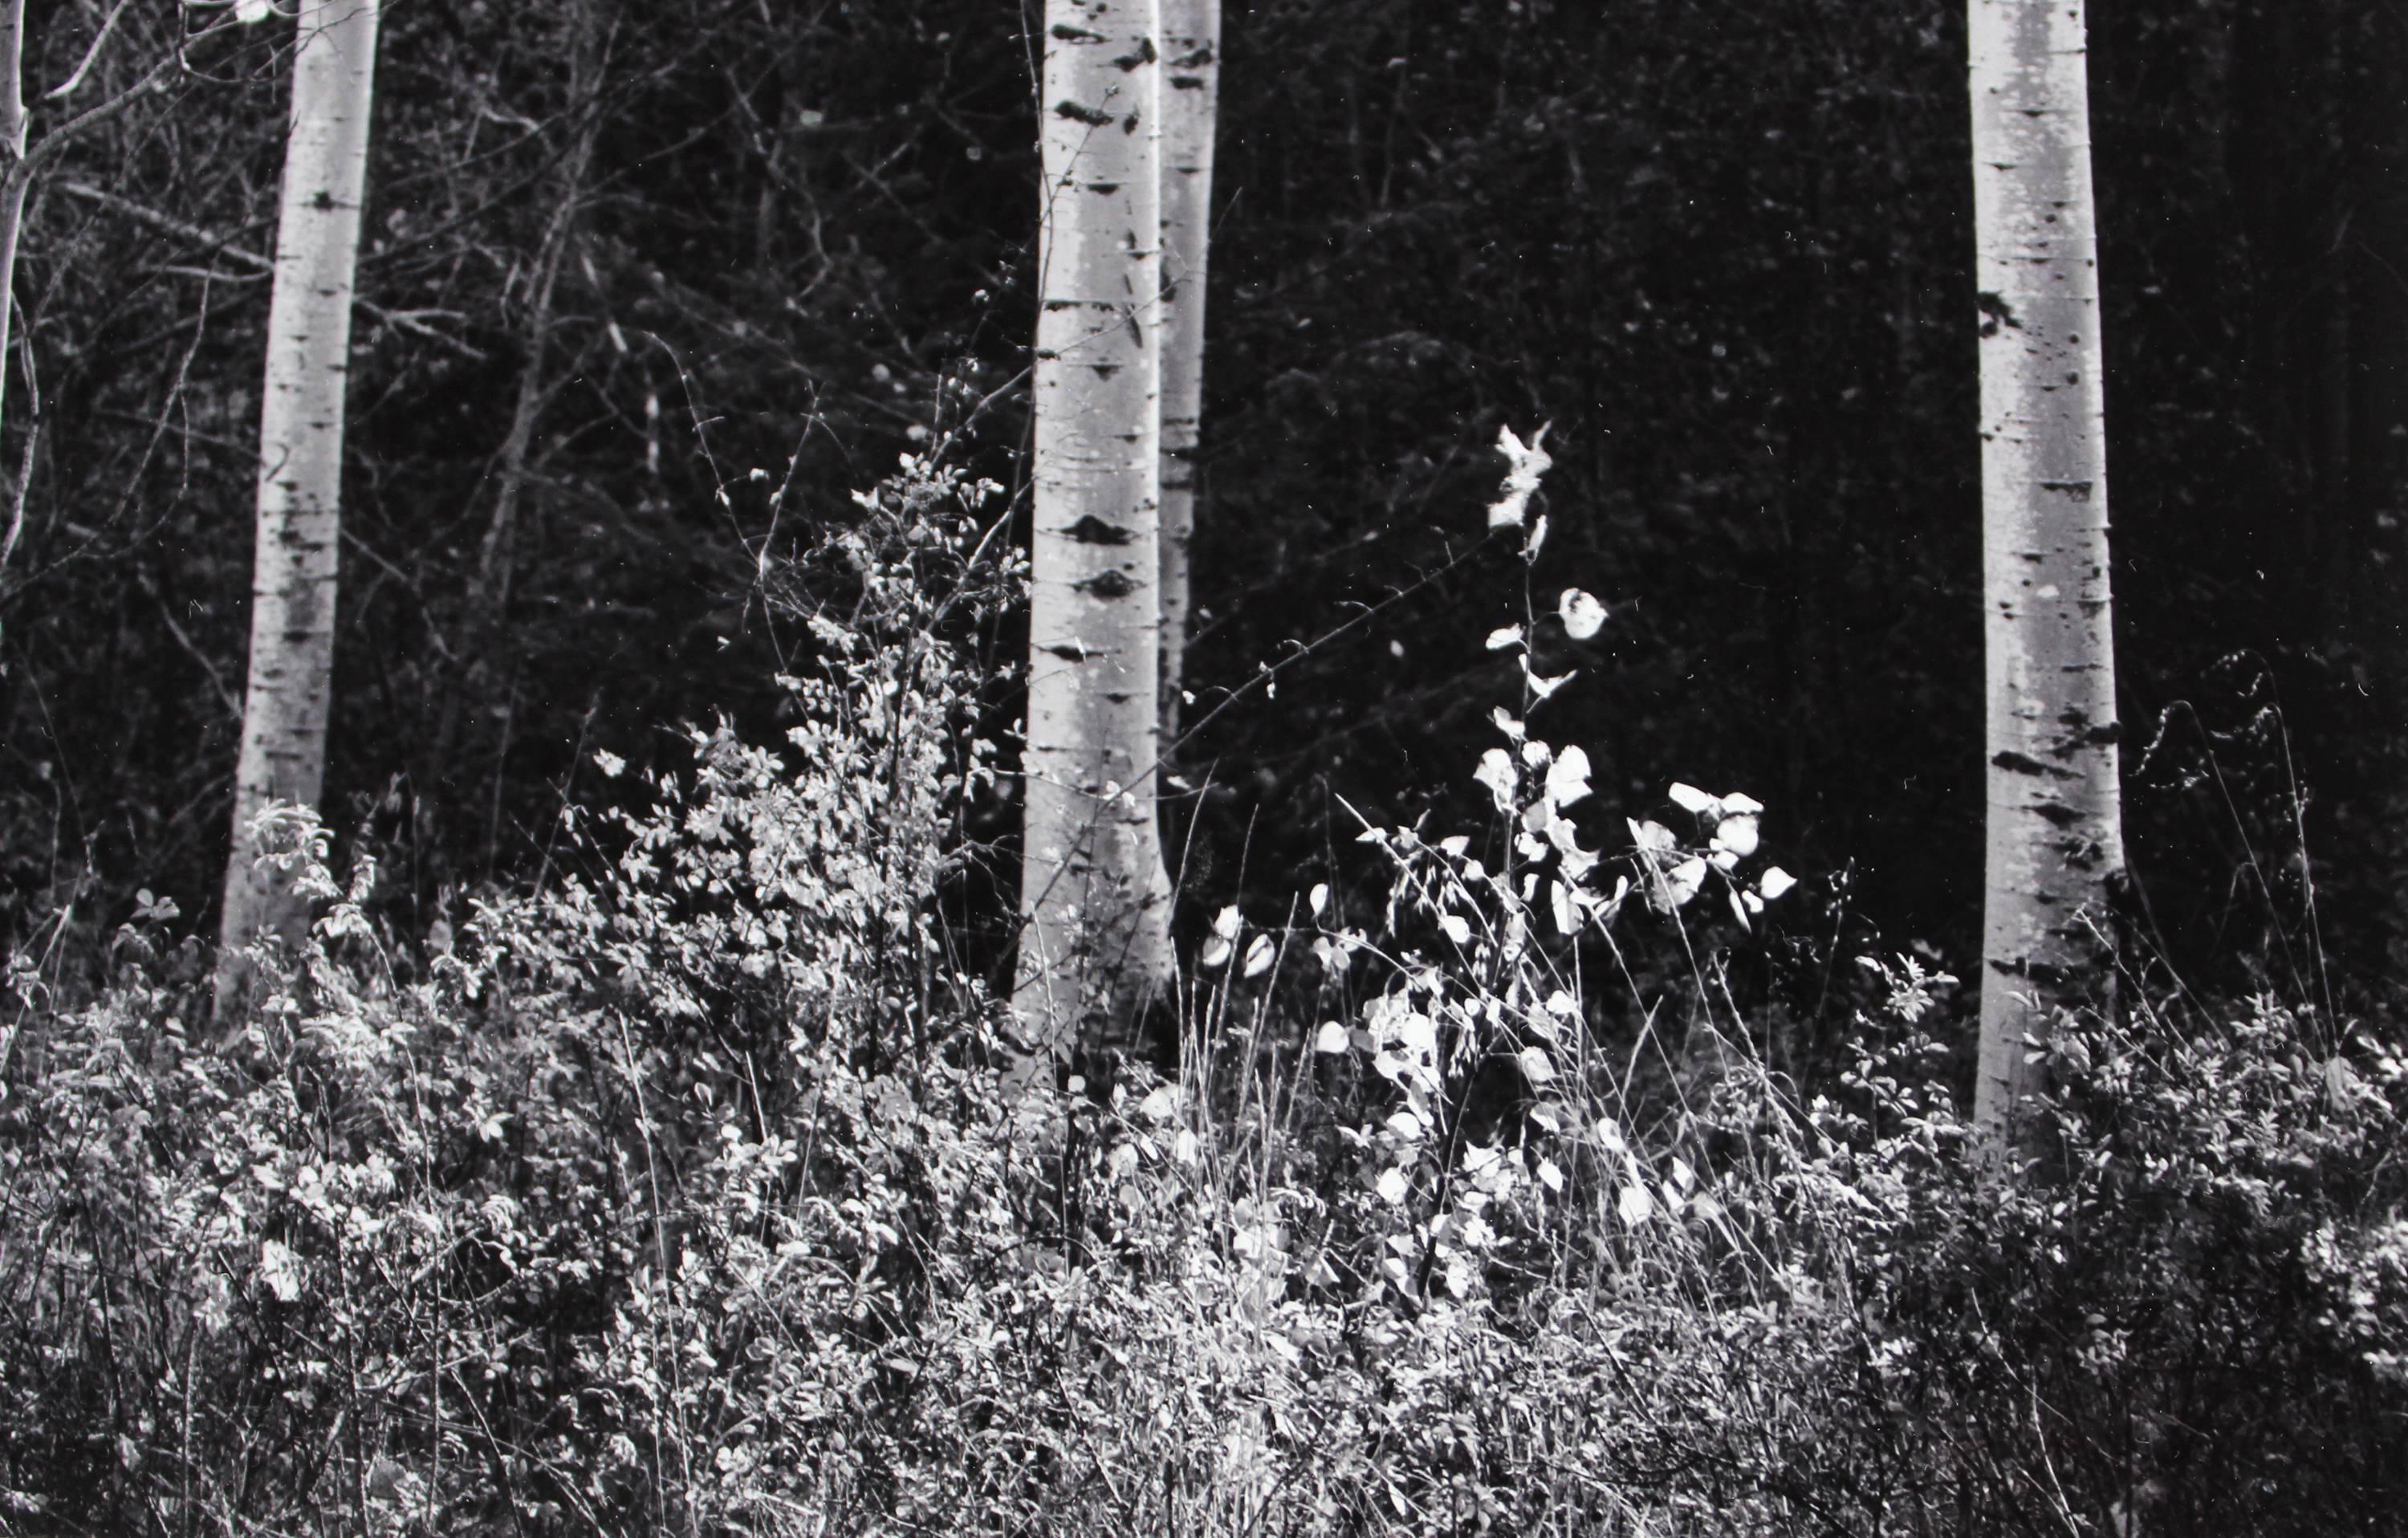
[2,453,2404,1536]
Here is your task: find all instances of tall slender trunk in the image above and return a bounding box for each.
[1015,0,1173,1078]
[1969,0,2126,1145]
[217,0,383,1002]
[1157,0,1218,741]
[0,0,31,580]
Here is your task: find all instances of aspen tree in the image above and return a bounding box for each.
[218,0,383,1002]
[1967,0,2125,1144]
[1015,0,1173,1075]
[1157,0,1218,738]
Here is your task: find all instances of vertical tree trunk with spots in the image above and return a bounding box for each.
[218,0,383,1004]
[1157,0,1218,739]
[1968,0,2126,1145]
[1014,0,1173,1076]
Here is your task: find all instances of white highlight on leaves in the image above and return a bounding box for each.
[1243,933,1276,978]
[1757,866,1798,901]
[1712,813,1760,858]
[1525,662,1575,701]
[1376,1166,1410,1205]
[1485,625,1524,652]
[1559,588,1608,639]
[1487,424,1553,528]
[1545,745,1592,808]
[234,0,275,22]
[1308,882,1329,918]
[259,1239,302,1302]
[1617,1181,1654,1227]
[1313,1020,1349,1054]
[1474,748,1517,814]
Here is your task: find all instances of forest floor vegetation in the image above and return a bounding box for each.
[2,455,2403,1536]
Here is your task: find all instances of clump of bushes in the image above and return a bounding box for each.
[2,452,2402,1536]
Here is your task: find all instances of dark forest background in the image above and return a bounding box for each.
[3,0,2402,1011]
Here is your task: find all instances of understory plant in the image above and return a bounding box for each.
[0,441,2402,1536]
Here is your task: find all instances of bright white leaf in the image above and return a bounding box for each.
[1474,748,1518,814]
[1727,886,1751,929]
[1492,707,1525,741]
[1485,624,1525,652]
[1199,936,1232,970]
[1487,424,1553,528]
[1308,882,1329,918]
[1663,856,1707,909]
[1516,1046,1556,1084]
[234,0,275,22]
[1526,666,1575,702]
[1211,904,1243,940]
[1438,913,1473,946]
[1243,933,1276,979]
[1313,1020,1350,1054]
[1538,1158,1564,1193]
[1438,834,1471,857]
[1757,866,1798,901]
[1630,818,1678,854]
[1721,791,1764,815]
[1558,587,1608,639]
[1711,812,1760,858]
[592,748,627,778]
[1550,880,1579,935]
[1667,782,1717,815]
[1173,1128,1201,1165]
[1138,1085,1179,1122]
[1376,1165,1411,1205]
[258,1239,303,1302]
[1545,745,1592,808]
[1617,1181,1654,1227]
[1545,989,1578,1018]
[1523,512,1548,559]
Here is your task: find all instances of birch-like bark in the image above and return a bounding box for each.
[0,0,29,578]
[218,0,383,1000]
[1968,0,2125,1145]
[1157,0,1217,739]
[1015,0,1173,1076]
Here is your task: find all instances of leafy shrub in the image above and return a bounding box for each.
[1,444,2402,1536]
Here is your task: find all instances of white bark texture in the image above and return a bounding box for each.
[1157,0,1217,738]
[218,0,383,991]
[1015,0,1173,1070]
[0,0,29,577]
[1968,0,2125,1141]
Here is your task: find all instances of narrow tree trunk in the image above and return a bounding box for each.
[1968,0,2126,1145]
[1015,0,1173,1078]
[0,0,31,580]
[1157,0,1218,740]
[217,0,383,1003]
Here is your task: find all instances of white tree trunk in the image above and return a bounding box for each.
[1157,0,1218,739]
[1968,0,2125,1144]
[1015,0,1173,1074]
[218,0,383,999]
